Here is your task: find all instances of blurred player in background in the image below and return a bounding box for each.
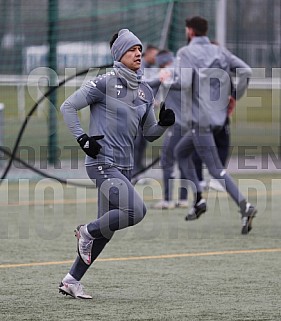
[193,41,235,192]
[149,50,189,209]
[59,29,175,299]
[132,44,159,183]
[141,44,159,71]
[173,16,257,234]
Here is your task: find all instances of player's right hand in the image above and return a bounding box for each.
[228,96,236,116]
[77,133,104,159]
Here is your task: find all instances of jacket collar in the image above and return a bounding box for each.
[189,36,210,45]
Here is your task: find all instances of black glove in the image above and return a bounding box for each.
[77,133,104,159]
[158,102,175,126]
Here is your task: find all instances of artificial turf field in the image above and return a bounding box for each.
[0,173,280,321]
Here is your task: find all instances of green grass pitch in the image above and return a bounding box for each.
[0,173,280,321]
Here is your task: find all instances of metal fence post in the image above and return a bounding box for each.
[48,0,58,165]
[216,0,227,47]
[0,103,5,167]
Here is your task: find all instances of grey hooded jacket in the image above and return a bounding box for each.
[174,36,252,128]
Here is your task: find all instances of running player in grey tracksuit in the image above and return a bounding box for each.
[149,50,190,209]
[58,29,175,299]
[173,16,257,234]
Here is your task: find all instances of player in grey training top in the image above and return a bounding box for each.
[173,16,257,234]
[58,29,175,299]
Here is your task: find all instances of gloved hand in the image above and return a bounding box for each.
[158,102,175,126]
[77,133,104,159]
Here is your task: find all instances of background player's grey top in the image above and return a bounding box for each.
[148,60,190,130]
[175,36,252,128]
[61,62,166,169]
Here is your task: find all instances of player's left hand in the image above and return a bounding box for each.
[158,102,175,126]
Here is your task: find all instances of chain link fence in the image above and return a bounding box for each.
[0,0,280,162]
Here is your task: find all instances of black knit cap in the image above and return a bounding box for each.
[185,16,208,36]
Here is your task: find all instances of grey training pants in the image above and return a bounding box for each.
[161,124,188,201]
[175,126,245,206]
[86,164,147,239]
[69,164,147,280]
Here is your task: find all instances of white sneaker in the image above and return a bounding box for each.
[176,200,189,208]
[209,179,226,192]
[152,200,175,209]
[59,281,92,299]
[75,225,93,265]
